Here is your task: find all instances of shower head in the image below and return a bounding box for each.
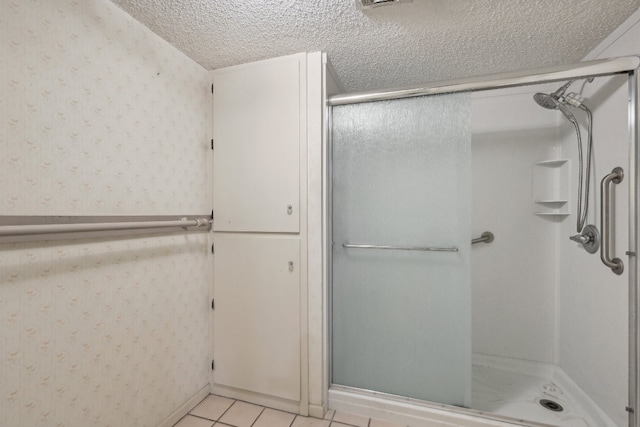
[533,91,577,123]
[533,80,580,123]
[533,80,575,110]
[533,92,560,110]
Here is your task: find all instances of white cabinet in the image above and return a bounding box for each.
[213,55,303,233]
[210,52,325,415]
[213,233,301,401]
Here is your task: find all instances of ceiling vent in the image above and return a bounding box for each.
[356,0,412,10]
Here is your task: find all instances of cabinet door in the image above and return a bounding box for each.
[213,55,302,232]
[213,233,300,401]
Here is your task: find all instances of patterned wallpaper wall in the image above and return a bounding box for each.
[0,1,212,426]
[0,0,211,215]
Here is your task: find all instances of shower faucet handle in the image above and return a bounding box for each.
[569,224,600,255]
[569,233,589,244]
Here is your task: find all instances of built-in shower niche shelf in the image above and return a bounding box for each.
[533,159,570,217]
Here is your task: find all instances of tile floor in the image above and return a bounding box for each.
[174,395,403,427]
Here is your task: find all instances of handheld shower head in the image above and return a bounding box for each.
[533,80,575,110]
[533,92,577,123]
[533,92,560,110]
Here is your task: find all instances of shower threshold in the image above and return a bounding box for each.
[329,355,616,427]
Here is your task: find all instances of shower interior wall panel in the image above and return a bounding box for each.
[555,44,636,427]
[555,74,628,427]
[555,13,640,426]
[471,87,560,364]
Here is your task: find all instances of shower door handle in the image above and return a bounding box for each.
[600,167,624,275]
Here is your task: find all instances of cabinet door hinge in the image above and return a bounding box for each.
[211,139,214,151]
[211,359,215,370]
[211,243,215,254]
[211,298,215,310]
[211,84,214,94]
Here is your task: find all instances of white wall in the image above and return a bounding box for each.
[471,87,560,363]
[0,1,212,426]
[555,11,640,427]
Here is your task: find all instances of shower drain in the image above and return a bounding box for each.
[539,399,564,412]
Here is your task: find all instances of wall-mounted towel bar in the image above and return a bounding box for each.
[0,215,212,243]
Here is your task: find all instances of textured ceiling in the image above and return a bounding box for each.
[109,0,640,93]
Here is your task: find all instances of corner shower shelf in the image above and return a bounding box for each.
[533,159,570,217]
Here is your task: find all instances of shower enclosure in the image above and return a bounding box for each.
[327,57,640,427]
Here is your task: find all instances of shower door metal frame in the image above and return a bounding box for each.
[326,55,640,427]
[629,68,639,427]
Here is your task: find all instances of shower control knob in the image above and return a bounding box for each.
[569,224,600,254]
[569,234,589,244]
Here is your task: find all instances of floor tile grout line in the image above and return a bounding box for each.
[217,399,238,422]
[189,414,222,423]
[287,413,297,427]
[248,406,267,427]
[331,422,368,427]
[331,414,369,427]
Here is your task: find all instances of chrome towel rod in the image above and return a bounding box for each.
[0,215,212,241]
[342,231,494,253]
[342,243,459,252]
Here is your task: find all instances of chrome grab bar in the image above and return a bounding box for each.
[472,231,494,245]
[342,244,458,252]
[0,216,212,238]
[600,167,624,275]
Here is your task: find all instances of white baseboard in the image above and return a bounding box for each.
[211,383,301,414]
[157,385,210,427]
[308,403,326,419]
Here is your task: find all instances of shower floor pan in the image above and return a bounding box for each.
[472,354,617,427]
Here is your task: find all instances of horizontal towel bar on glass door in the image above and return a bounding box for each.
[342,231,494,253]
[342,244,459,252]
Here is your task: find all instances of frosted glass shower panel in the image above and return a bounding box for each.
[331,94,472,406]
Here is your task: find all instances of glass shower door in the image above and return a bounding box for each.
[331,94,472,406]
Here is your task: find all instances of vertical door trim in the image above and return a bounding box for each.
[628,69,639,427]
